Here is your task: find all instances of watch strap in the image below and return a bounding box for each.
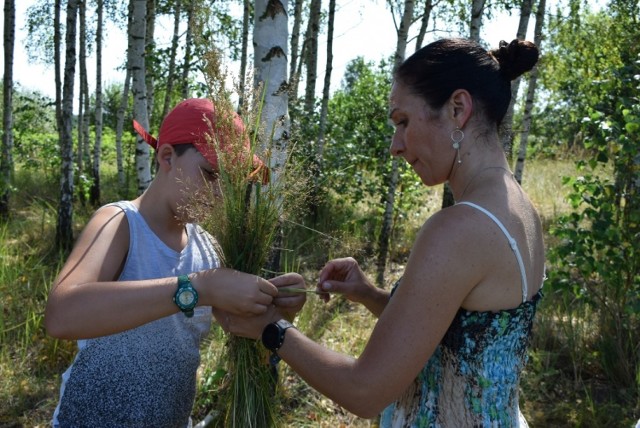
[174,274,198,317]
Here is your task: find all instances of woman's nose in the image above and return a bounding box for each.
[390,132,404,157]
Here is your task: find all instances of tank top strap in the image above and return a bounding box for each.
[456,201,528,303]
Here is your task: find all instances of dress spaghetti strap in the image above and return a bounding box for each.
[457,201,529,303]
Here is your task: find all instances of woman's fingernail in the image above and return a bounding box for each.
[322,282,332,291]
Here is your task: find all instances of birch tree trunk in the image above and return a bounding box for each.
[289,0,304,95]
[254,0,289,278]
[500,0,534,157]
[310,0,335,221]
[469,0,485,41]
[162,0,182,119]
[90,0,104,207]
[54,0,62,132]
[81,35,91,201]
[180,0,195,99]
[316,0,334,160]
[145,0,156,121]
[131,0,152,194]
[303,0,321,114]
[82,112,91,196]
[414,0,433,51]
[76,88,84,176]
[115,1,134,189]
[514,0,545,184]
[1,0,15,219]
[377,0,414,286]
[254,0,289,171]
[77,0,87,178]
[168,0,182,96]
[238,0,250,110]
[57,0,79,251]
[392,0,414,67]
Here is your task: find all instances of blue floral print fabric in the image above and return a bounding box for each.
[380,285,542,427]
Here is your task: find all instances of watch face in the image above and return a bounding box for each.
[178,289,196,306]
[262,323,280,350]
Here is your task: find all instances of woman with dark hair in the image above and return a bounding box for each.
[223,38,545,427]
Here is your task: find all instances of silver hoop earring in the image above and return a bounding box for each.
[451,128,464,164]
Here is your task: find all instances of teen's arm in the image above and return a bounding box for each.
[45,206,277,340]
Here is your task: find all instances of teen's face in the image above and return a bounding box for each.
[172,147,222,216]
[388,82,452,186]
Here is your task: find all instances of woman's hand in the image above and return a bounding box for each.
[317,257,375,303]
[317,257,390,317]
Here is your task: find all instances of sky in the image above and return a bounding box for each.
[5,0,530,101]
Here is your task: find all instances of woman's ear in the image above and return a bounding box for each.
[448,89,473,128]
[156,144,175,172]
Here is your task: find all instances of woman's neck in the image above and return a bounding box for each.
[448,135,510,202]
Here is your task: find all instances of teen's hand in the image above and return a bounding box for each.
[192,268,278,316]
[270,273,307,321]
[214,306,282,340]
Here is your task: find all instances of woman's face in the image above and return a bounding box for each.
[388,81,453,186]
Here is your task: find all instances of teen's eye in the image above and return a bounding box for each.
[201,168,219,180]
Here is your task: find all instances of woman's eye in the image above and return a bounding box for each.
[389,115,407,126]
[388,119,405,129]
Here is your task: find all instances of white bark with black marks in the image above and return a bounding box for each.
[514,0,545,184]
[1,0,16,218]
[253,0,289,172]
[500,0,534,157]
[57,0,79,250]
[91,0,104,206]
[470,0,485,41]
[115,1,134,188]
[131,0,151,194]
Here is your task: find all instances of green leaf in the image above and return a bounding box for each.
[624,122,639,134]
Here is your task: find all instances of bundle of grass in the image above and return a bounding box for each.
[188,59,309,427]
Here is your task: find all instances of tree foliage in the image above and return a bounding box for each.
[545,0,640,391]
[324,57,394,204]
[309,57,426,261]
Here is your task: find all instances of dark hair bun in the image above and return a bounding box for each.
[490,39,539,81]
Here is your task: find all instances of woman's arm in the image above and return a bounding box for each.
[225,210,484,417]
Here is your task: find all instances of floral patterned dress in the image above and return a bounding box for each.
[380,202,542,427]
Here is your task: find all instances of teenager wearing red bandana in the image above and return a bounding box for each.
[45,98,304,427]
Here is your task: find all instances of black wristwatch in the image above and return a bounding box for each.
[173,274,198,317]
[261,319,295,352]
